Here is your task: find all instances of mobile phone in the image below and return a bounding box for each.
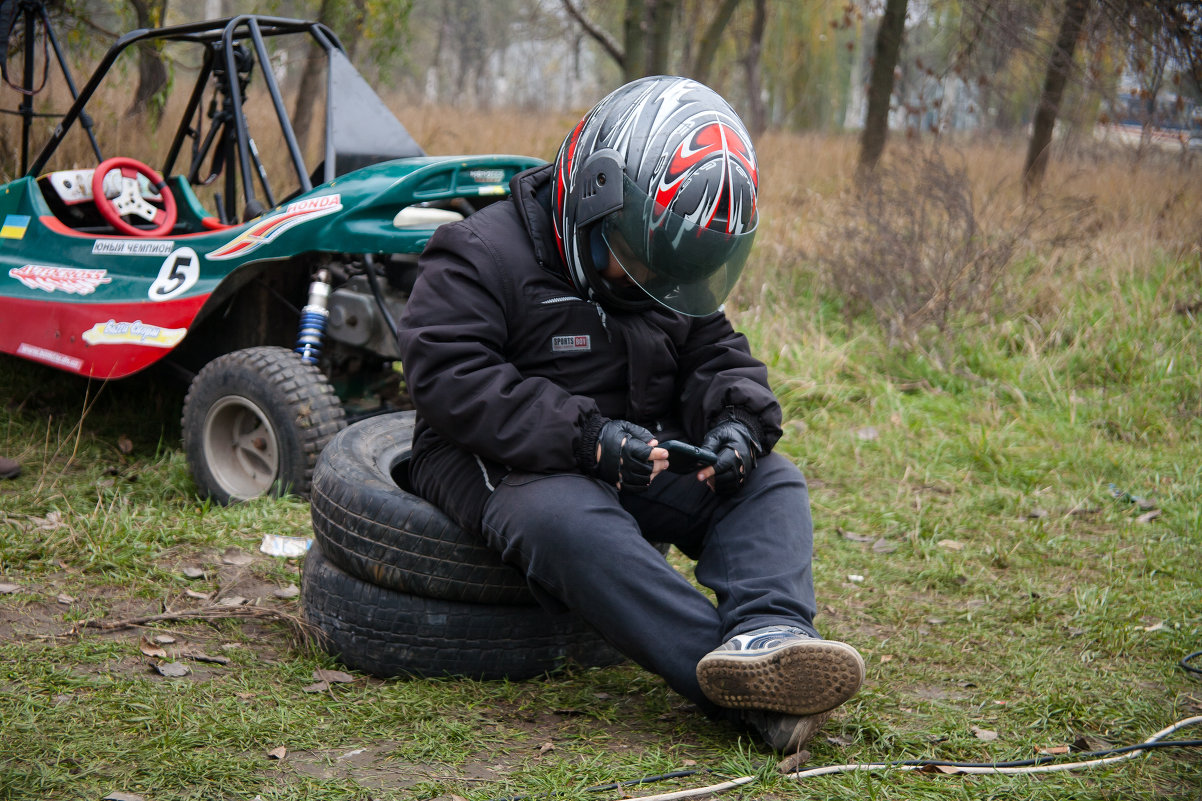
[659,439,719,474]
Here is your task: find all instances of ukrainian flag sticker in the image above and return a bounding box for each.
[1,214,30,239]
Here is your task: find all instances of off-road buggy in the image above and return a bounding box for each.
[0,7,541,502]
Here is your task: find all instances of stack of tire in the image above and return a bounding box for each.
[301,411,625,680]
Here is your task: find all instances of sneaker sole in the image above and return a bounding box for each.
[696,639,865,716]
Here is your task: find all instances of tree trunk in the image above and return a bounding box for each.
[624,0,647,80]
[742,0,767,136]
[126,0,169,120]
[857,0,907,179]
[646,0,676,76]
[693,0,742,86]
[1022,0,1090,198]
[292,0,337,151]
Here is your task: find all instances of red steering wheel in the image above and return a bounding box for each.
[92,157,178,237]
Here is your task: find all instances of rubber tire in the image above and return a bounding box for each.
[301,540,625,680]
[182,346,346,503]
[310,411,539,605]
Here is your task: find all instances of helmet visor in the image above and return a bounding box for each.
[601,173,756,316]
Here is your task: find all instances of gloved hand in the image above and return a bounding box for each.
[701,418,761,495]
[594,419,657,491]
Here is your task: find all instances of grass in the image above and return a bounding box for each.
[3,117,1202,800]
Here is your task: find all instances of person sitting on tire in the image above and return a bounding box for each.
[396,75,864,753]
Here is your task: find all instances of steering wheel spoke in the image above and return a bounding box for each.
[92,157,178,237]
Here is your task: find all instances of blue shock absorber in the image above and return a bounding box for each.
[295,269,331,365]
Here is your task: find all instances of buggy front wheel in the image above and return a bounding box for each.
[182,346,346,503]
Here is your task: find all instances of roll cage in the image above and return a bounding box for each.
[24,14,425,225]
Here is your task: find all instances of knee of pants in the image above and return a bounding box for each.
[481,471,638,567]
[746,452,809,492]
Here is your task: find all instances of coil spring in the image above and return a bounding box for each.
[295,270,332,365]
[295,307,328,364]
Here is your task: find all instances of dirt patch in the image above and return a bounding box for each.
[287,742,505,791]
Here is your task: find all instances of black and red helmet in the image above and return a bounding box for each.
[552,75,759,315]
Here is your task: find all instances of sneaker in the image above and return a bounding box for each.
[0,457,19,480]
[696,626,864,716]
[742,708,833,753]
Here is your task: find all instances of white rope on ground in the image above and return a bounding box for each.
[626,716,1202,801]
[788,715,1202,778]
[625,776,756,801]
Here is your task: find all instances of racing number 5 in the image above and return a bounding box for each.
[150,247,200,301]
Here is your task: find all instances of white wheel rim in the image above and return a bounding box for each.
[202,395,280,500]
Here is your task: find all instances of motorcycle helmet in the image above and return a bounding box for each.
[552,75,758,316]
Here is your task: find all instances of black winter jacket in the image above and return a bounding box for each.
[396,164,783,532]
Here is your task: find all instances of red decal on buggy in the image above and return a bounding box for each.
[207,194,342,260]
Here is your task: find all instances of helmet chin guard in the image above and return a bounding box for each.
[552,76,758,316]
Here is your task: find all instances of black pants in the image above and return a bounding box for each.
[480,453,818,715]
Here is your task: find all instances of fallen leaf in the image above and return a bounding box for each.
[215,595,247,607]
[838,527,873,543]
[55,593,75,605]
[337,748,367,761]
[273,584,300,599]
[970,725,999,741]
[777,748,812,773]
[313,669,355,684]
[0,583,20,594]
[302,681,330,693]
[181,651,231,665]
[267,745,287,760]
[1141,621,1169,633]
[184,589,212,600]
[537,741,555,755]
[1135,509,1161,523]
[937,539,965,551]
[826,734,855,747]
[117,435,134,454]
[103,792,145,801]
[153,634,176,644]
[221,547,254,566]
[934,764,963,774]
[155,662,190,678]
[879,654,893,663]
[872,537,899,553]
[1036,745,1071,755]
[181,566,206,579]
[682,759,697,766]
[139,640,168,658]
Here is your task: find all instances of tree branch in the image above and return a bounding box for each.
[561,0,625,70]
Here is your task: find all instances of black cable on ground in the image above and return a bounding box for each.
[1181,650,1202,677]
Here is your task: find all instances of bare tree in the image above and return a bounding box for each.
[741,0,767,135]
[691,0,742,85]
[292,0,336,151]
[1022,0,1090,197]
[858,0,908,177]
[563,0,750,83]
[126,0,168,120]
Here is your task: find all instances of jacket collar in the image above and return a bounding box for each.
[509,163,562,276]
